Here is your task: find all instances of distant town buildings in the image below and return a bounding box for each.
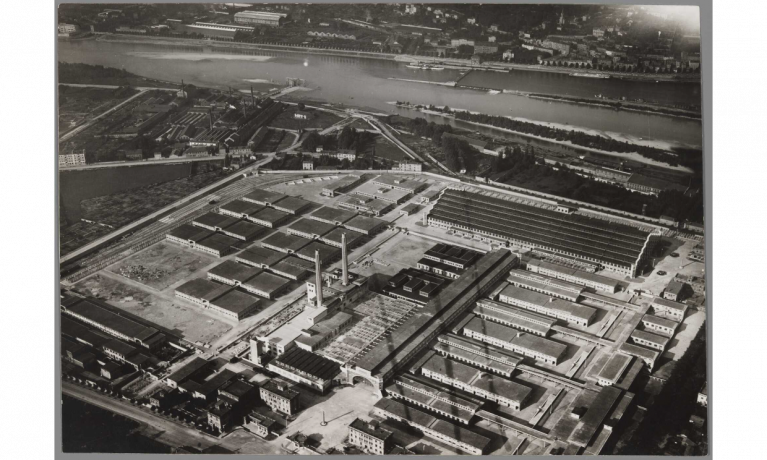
[59,150,86,168]
[234,11,286,27]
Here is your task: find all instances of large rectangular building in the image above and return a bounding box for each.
[192,212,240,232]
[651,297,688,322]
[195,233,240,257]
[630,329,670,351]
[287,218,336,240]
[207,260,262,286]
[259,379,300,415]
[241,272,292,299]
[166,224,214,248]
[420,353,532,410]
[242,188,288,207]
[248,207,291,228]
[386,375,482,425]
[508,269,583,302]
[474,298,556,336]
[619,342,660,370]
[596,353,633,387]
[348,418,394,455]
[463,316,567,365]
[236,245,287,269]
[219,200,264,220]
[428,189,661,277]
[296,241,341,265]
[498,284,596,327]
[267,347,341,393]
[309,206,357,226]
[234,11,286,27]
[525,259,620,293]
[343,215,387,235]
[261,231,310,254]
[435,334,523,378]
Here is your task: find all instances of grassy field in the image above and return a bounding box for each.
[58,86,139,135]
[372,135,408,162]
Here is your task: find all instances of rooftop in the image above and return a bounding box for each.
[167,224,214,243]
[243,188,288,205]
[220,199,263,216]
[196,233,240,253]
[297,241,341,262]
[344,215,387,233]
[371,175,425,192]
[652,296,688,312]
[65,300,158,342]
[208,290,260,315]
[526,259,620,288]
[568,386,623,447]
[269,260,309,279]
[597,353,633,383]
[193,212,240,230]
[349,418,394,442]
[288,218,336,238]
[238,245,288,267]
[242,271,291,295]
[465,316,568,360]
[271,347,341,381]
[220,379,255,398]
[208,260,261,283]
[499,284,596,322]
[631,329,670,348]
[166,357,209,384]
[354,181,411,203]
[642,313,679,330]
[273,196,311,213]
[250,207,290,225]
[310,206,357,224]
[222,220,265,240]
[261,232,311,252]
[175,278,230,301]
[103,339,137,357]
[321,227,364,246]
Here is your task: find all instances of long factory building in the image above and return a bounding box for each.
[373,397,491,455]
[498,284,597,327]
[427,189,661,277]
[420,352,533,411]
[435,333,523,378]
[345,250,518,391]
[525,259,621,293]
[385,374,484,425]
[463,316,568,365]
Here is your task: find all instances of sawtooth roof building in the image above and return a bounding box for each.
[427,189,661,277]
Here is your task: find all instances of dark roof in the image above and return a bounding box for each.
[465,316,567,360]
[193,212,240,229]
[220,380,255,398]
[242,272,291,295]
[568,386,623,447]
[270,260,309,278]
[167,224,214,242]
[261,232,311,252]
[430,419,491,451]
[310,206,357,224]
[272,347,341,381]
[220,199,263,216]
[344,215,386,233]
[321,227,363,246]
[250,207,290,224]
[273,196,311,213]
[208,260,261,283]
[374,397,436,428]
[237,246,287,267]
[222,220,265,240]
[166,357,209,384]
[175,278,224,299]
[288,218,336,237]
[65,300,156,342]
[103,339,138,357]
[196,233,240,253]
[208,290,260,315]
[297,241,341,262]
[61,315,90,339]
[196,369,238,396]
[243,188,288,205]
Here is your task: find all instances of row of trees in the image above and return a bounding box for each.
[489,146,703,222]
[451,110,681,166]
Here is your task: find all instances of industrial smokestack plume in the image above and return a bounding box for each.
[315,250,323,308]
[342,233,349,286]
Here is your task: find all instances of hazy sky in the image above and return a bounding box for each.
[643,5,701,34]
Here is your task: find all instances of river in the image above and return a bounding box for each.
[58,39,702,148]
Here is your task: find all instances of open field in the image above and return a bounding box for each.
[73,272,233,345]
[59,85,140,136]
[372,135,408,161]
[269,106,343,130]
[107,242,216,291]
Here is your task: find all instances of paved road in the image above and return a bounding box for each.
[59,83,179,91]
[59,155,225,171]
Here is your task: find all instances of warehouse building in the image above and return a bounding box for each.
[386,375,483,425]
[272,196,312,215]
[234,10,286,27]
[567,386,625,448]
[219,200,264,220]
[309,206,357,226]
[508,269,583,302]
[166,224,214,248]
[343,215,387,236]
[61,299,166,351]
[423,244,481,270]
[663,279,691,302]
[651,297,688,322]
[320,227,363,249]
[420,353,532,410]
[208,290,260,321]
[596,353,633,387]
[260,379,300,415]
[236,246,287,269]
[248,207,291,228]
[348,418,394,455]
[267,347,341,393]
[399,203,420,216]
[242,188,288,207]
[221,220,267,241]
[526,259,620,293]
[416,257,465,279]
[428,189,660,277]
[261,231,310,254]
[207,260,262,286]
[498,284,596,327]
[268,260,309,281]
[287,218,336,240]
[373,398,491,455]
[474,299,556,337]
[241,272,292,299]
[192,212,240,232]
[463,316,567,365]
[630,329,670,351]
[294,312,354,352]
[296,241,341,265]
[641,314,679,336]
[619,342,659,370]
[192,369,237,401]
[419,189,442,204]
[195,233,240,257]
[435,333,523,378]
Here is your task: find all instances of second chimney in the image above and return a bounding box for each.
[342,233,349,286]
[315,249,323,308]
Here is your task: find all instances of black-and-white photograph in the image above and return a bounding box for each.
[56,2,707,456]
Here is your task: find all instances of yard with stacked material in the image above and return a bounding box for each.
[60,166,225,255]
[73,272,232,346]
[107,242,216,291]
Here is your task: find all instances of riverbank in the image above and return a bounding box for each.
[391,102,694,173]
[95,33,700,84]
[526,93,701,120]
